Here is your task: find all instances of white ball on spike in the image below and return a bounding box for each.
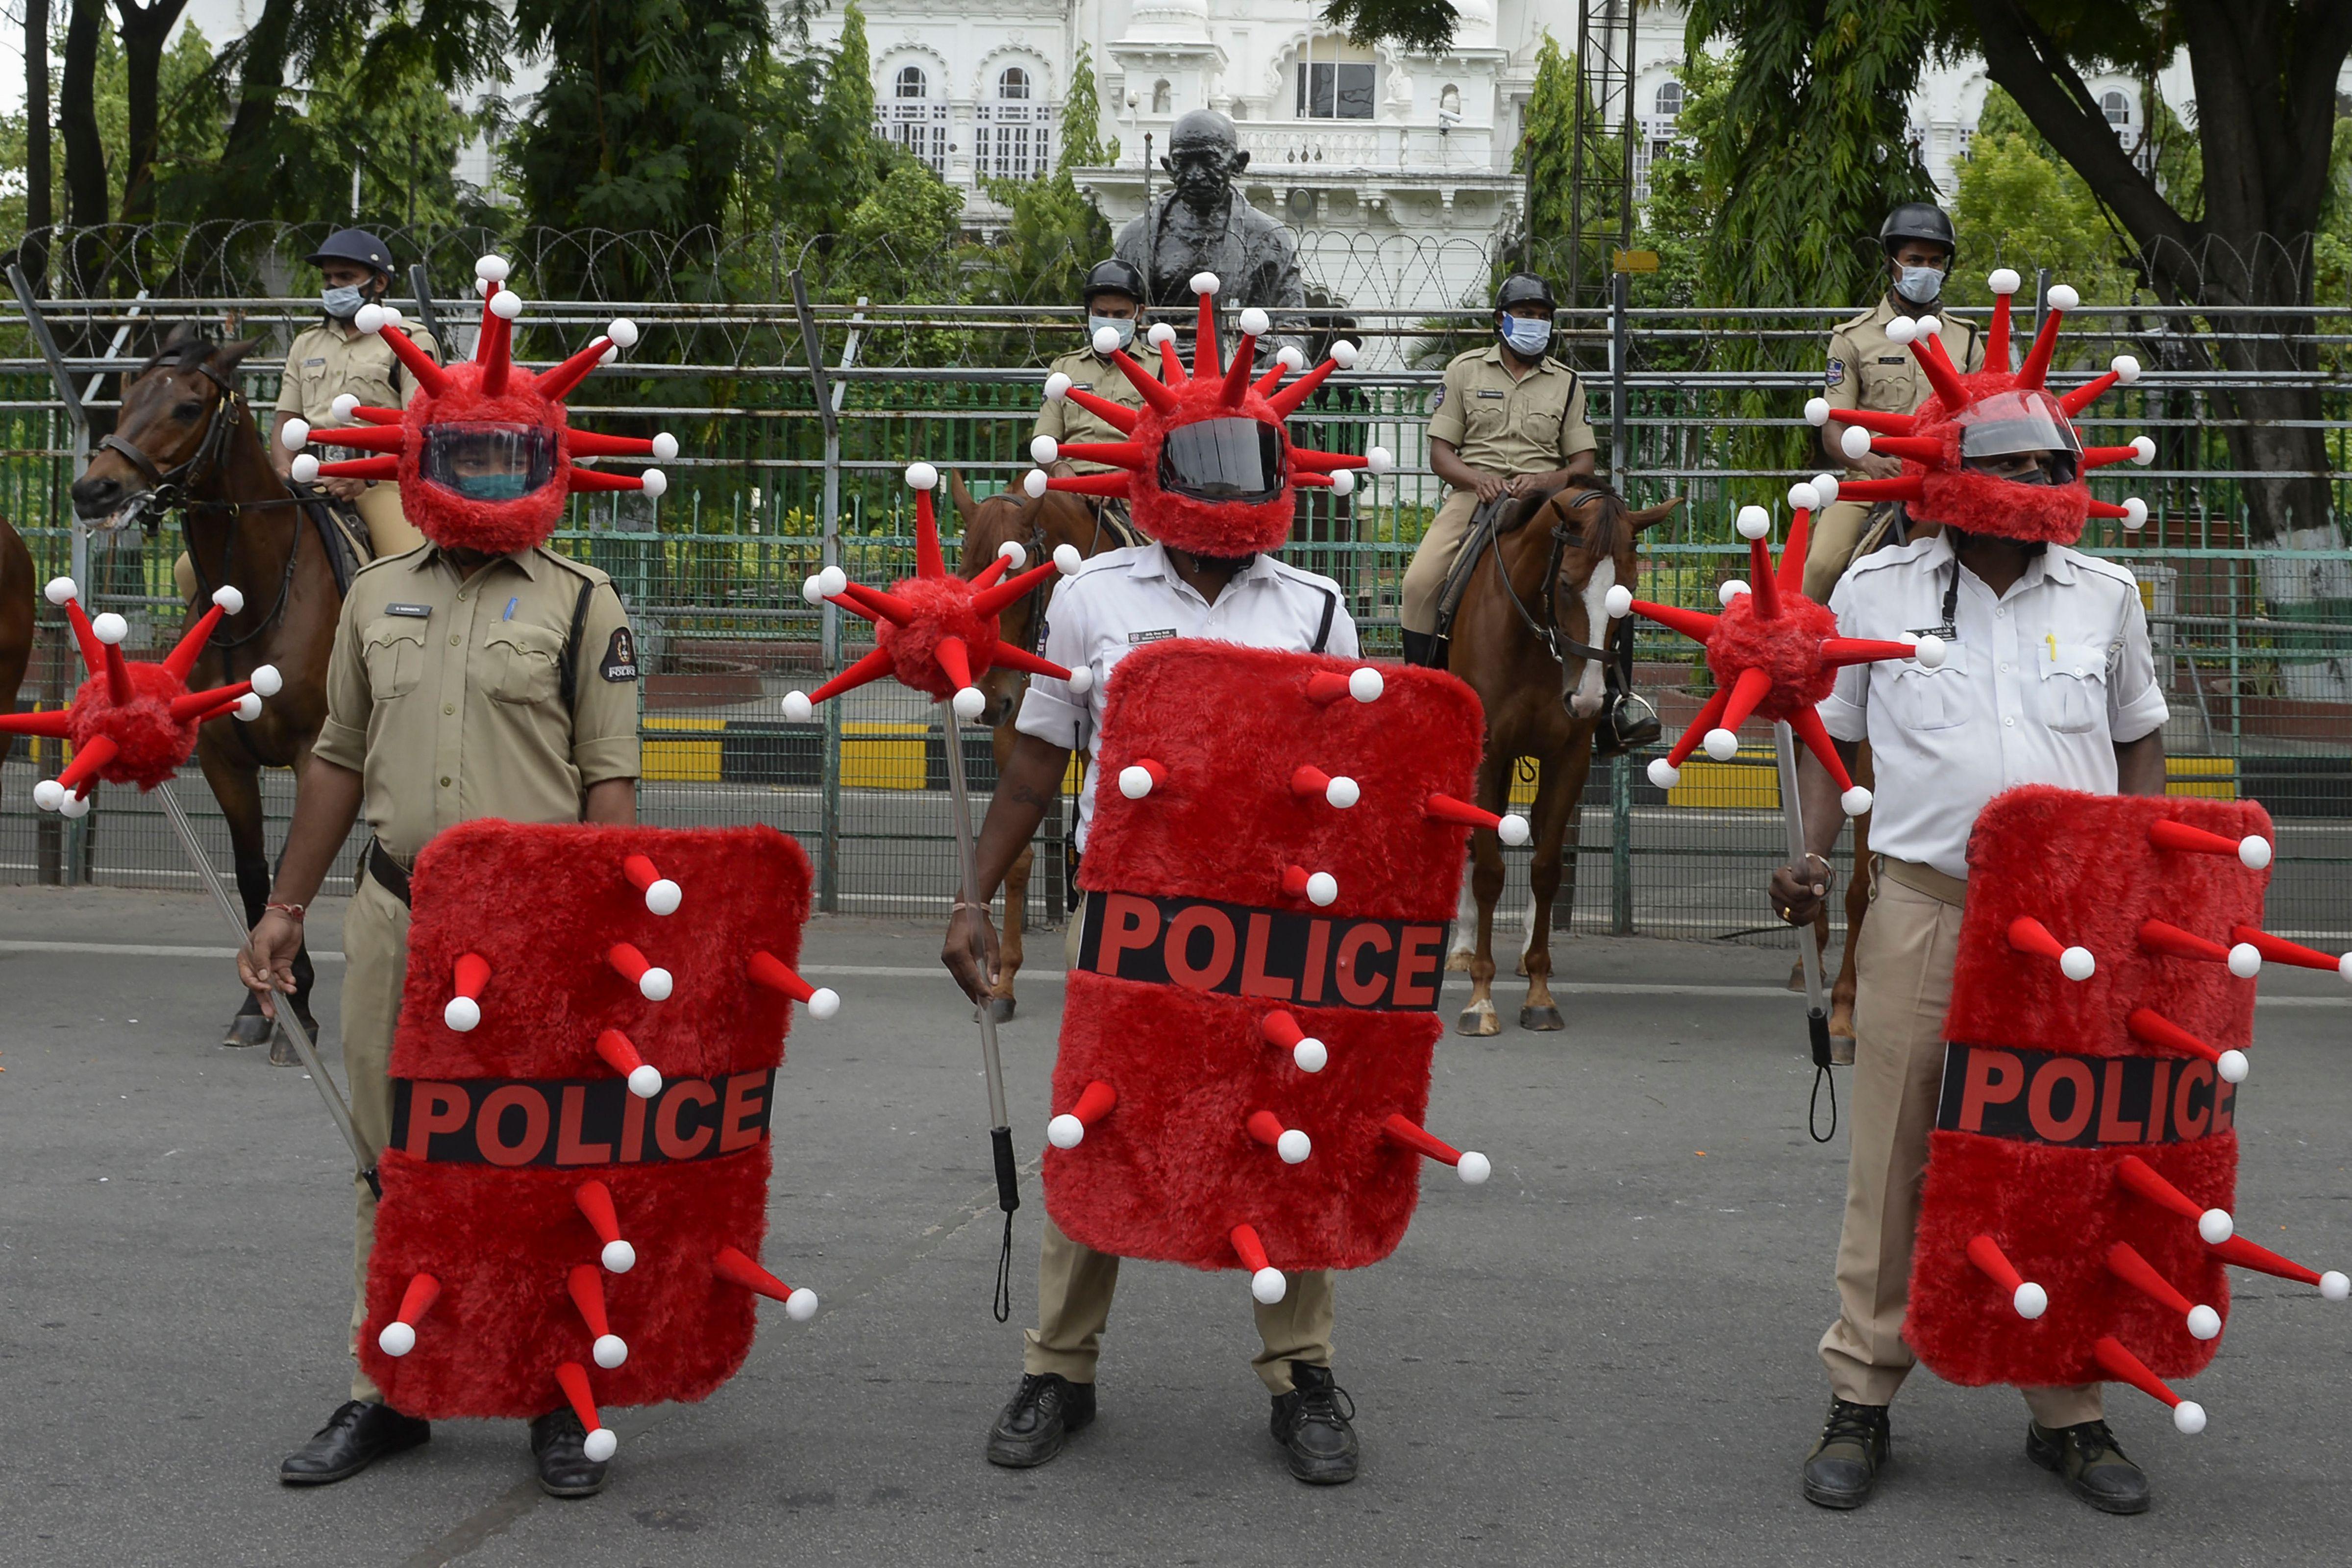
[475,253,511,283]
[234,694,262,721]
[2122,497,2149,530]
[1030,435,1059,466]
[644,877,682,917]
[1605,584,1633,619]
[1988,268,2022,296]
[627,1064,663,1099]
[280,417,311,451]
[1276,345,1306,373]
[251,664,284,697]
[637,966,674,1002]
[1147,322,1177,348]
[2173,1401,2206,1436]
[1066,666,1094,696]
[1024,469,1050,499]
[1804,397,1831,427]
[1348,666,1384,703]
[353,303,387,334]
[1458,1151,1492,1185]
[91,612,127,645]
[2199,1208,2234,1244]
[1912,634,1948,670]
[800,574,824,606]
[606,318,640,349]
[2130,436,2156,465]
[444,995,481,1032]
[211,585,246,614]
[1054,543,1084,575]
[1703,728,1739,762]
[2059,946,2096,982]
[952,687,986,721]
[1717,578,1748,603]
[32,779,63,811]
[1092,324,1123,355]
[1189,272,1221,297]
[652,433,679,461]
[1047,1113,1086,1149]
[1842,786,1875,817]
[2012,1281,2048,1319]
[593,1334,628,1369]
[2112,354,2142,384]
[818,566,846,597]
[640,468,668,498]
[997,541,1027,569]
[1239,306,1269,336]
[1251,1268,1287,1305]
[1915,314,1942,339]
[2186,1303,2222,1340]
[1276,1128,1312,1164]
[808,987,841,1020]
[1366,447,1394,473]
[2237,835,2272,870]
[602,1239,638,1273]
[2323,1270,2350,1301]
[1788,481,1821,512]
[1321,774,1361,809]
[1329,340,1359,369]
[378,1321,417,1357]
[1811,473,1841,504]
[1736,506,1771,541]
[2227,943,2262,978]
[1293,1037,1328,1073]
[1118,765,1157,800]
[583,1429,618,1463]
[1647,758,1681,790]
[1331,468,1357,497]
[1305,872,1338,907]
[291,454,320,483]
[44,576,76,606]
[1884,315,1918,346]
[599,345,618,365]
[2047,283,2080,312]
[785,1288,819,1320]
[488,289,524,321]
[1498,814,1531,847]
[1841,424,1875,461]
[904,461,938,491]
[1044,372,1072,401]
[59,790,89,819]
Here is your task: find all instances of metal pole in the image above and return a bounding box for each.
[155,779,378,1196]
[1773,720,1830,1060]
[1609,751,1632,936]
[1610,270,1629,482]
[791,271,844,913]
[13,263,94,883]
[942,703,1021,1319]
[406,263,443,352]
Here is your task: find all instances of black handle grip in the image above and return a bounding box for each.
[1808,1009,1832,1070]
[990,1125,1021,1215]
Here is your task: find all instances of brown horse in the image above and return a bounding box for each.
[0,516,33,759]
[71,329,346,1053]
[946,471,1132,1020]
[1442,482,1681,1036]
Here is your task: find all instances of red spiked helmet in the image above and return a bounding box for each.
[282,254,676,555]
[1807,271,2152,545]
[1027,273,1393,558]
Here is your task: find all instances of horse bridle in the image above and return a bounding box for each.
[1485,487,1621,674]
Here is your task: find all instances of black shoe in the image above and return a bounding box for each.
[279,1398,429,1486]
[2028,1419,2150,1515]
[986,1372,1096,1468]
[530,1408,610,1498]
[1802,1399,1889,1508]
[1269,1363,1359,1485]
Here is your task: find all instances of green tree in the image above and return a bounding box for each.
[1057,43,1118,171]
[1318,0,1458,53]
[295,32,484,232]
[1628,48,1727,313]
[1510,31,1624,300]
[763,0,891,241]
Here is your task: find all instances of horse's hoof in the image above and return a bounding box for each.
[1456,1004,1501,1038]
[223,1012,272,1049]
[268,1028,303,1067]
[989,996,1017,1023]
[1519,1004,1565,1032]
[1830,1035,1856,1067]
[1785,960,1808,994]
[1445,949,1475,972]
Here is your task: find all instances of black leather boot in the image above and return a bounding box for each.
[986,1372,1096,1468]
[1269,1363,1358,1484]
[2028,1419,2151,1514]
[1802,1399,1889,1508]
[279,1399,429,1486]
[1400,630,1445,670]
[529,1408,611,1498]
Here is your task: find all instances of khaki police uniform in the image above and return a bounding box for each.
[1034,340,1164,474]
[1401,344,1597,636]
[1807,296,1985,601]
[316,543,640,1402]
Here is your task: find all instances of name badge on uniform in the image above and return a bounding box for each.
[1878,355,1906,365]
[1128,628,1178,644]
[304,357,327,368]
[601,626,640,682]
[1476,388,1508,398]
[384,602,432,618]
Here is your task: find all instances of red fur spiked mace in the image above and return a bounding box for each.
[1607,485,1930,816]
[1803,270,2152,545]
[781,464,1088,722]
[1,577,279,815]
[1024,273,1397,559]
[280,252,679,556]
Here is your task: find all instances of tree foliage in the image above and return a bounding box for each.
[1319,0,1459,54]
[1057,43,1118,172]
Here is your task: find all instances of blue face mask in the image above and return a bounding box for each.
[452,473,534,500]
[1499,314,1552,356]
[1894,265,1945,305]
[1088,315,1136,351]
[321,284,368,319]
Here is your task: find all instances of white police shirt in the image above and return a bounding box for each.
[1817,531,2169,882]
[1017,542,1359,851]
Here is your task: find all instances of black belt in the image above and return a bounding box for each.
[367,837,412,906]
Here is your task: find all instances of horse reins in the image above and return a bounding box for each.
[1485,488,1620,675]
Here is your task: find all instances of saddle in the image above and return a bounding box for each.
[1427,496,1521,655]
[293,483,374,597]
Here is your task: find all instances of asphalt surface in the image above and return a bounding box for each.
[2,888,2349,1568]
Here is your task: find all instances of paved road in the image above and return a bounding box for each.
[1,888,2348,1567]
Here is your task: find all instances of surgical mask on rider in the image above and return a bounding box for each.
[1499,315,1552,356]
[451,472,535,501]
[1894,265,1945,305]
[321,284,368,320]
[1089,315,1136,352]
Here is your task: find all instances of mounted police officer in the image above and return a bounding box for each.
[1033,259,1162,539]
[1805,204,1987,601]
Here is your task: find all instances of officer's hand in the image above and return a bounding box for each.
[237,910,305,1020]
[1472,472,1510,504]
[1855,452,1904,481]
[1770,856,1835,927]
[321,475,368,501]
[942,901,1001,1005]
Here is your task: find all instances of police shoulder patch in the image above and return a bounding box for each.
[600,625,640,682]
[1825,358,1845,387]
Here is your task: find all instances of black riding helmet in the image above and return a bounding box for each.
[1496,272,1557,314]
[1879,203,1957,260]
[305,227,396,275]
[1082,257,1147,309]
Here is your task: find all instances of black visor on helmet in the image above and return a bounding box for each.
[1157,418,1285,504]
[420,423,558,501]
[1957,391,2082,482]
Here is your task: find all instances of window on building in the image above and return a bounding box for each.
[1296,37,1375,120]
[1152,79,1172,114]
[1654,80,1684,119]
[1439,83,1461,117]
[878,62,948,174]
[978,63,1056,181]
[2102,89,2130,126]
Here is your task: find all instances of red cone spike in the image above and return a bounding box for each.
[1231,1224,1273,1273]
[168,679,254,722]
[1820,638,1928,667]
[1827,475,1926,504]
[712,1245,819,1320]
[933,635,974,694]
[2138,920,2241,966]
[371,320,451,398]
[100,640,133,706]
[477,301,512,398]
[1193,295,1221,378]
[1044,472,1136,499]
[350,405,404,425]
[2211,1233,2329,1287]
[0,708,74,738]
[2084,498,2140,521]
[2229,924,2350,976]
[2126,1007,2230,1068]
[1424,793,1505,832]
[1624,597,1720,644]
[825,595,883,627]
[567,468,650,495]
[1777,510,1813,600]
[568,1263,624,1366]
[536,335,617,403]
[1869,435,1945,465]
[162,604,227,682]
[2149,821,2256,860]
[1744,534,1780,620]
[1251,360,1290,399]
[396,1270,441,1328]
[312,424,409,453]
[316,455,403,481]
[1047,1079,1116,1147]
[605,943,671,1001]
[914,491,943,580]
[985,642,1077,683]
[968,556,1013,592]
[1267,357,1341,420]
[1908,333,1969,406]
[1381,1113,1468,1166]
[1662,684,1735,768]
[1966,1235,2030,1294]
[807,645,902,705]
[2106,1241,2215,1340]
[1220,339,1257,405]
[1062,386,1140,433]
[1053,441,1149,470]
[2080,445,2146,471]
[564,430,661,459]
[575,1179,624,1244]
[57,733,119,794]
[2016,302,2069,391]
[747,949,839,1019]
[1786,706,1860,792]
[835,582,914,625]
[1287,448,1371,473]
[1290,471,1335,489]
[1823,406,1921,436]
[1987,290,2015,370]
[552,1362,612,1453]
[2059,370,2123,417]
[1261,1010,1310,1052]
[2092,1336,2194,1414]
[58,594,103,674]
[2008,917,2099,982]
[594,1026,655,1086]
[1108,348,1180,412]
[969,559,1067,619]
[1715,666,1776,735]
